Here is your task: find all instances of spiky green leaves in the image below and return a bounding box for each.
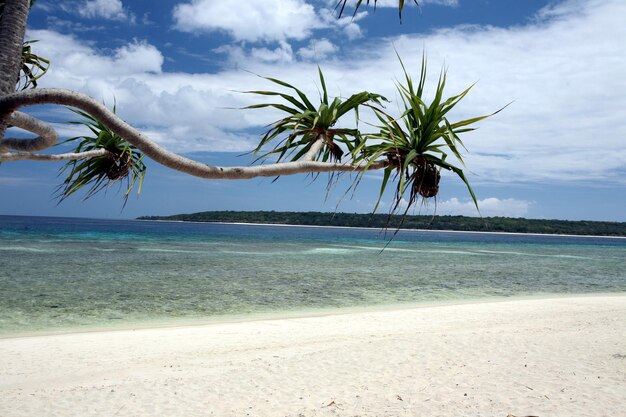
[58,108,146,206]
[243,59,504,220]
[18,40,49,91]
[353,55,506,217]
[243,67,386,164]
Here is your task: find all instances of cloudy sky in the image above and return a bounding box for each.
[1,0,625,221]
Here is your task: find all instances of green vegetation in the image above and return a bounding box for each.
[244,67,386,164]
[138,211,626,237]
[18,39,49,91]
[58,107,146,204]
[245,56,499,221]
[353,55,505,217]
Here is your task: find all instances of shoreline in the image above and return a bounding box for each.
[136,218,626,240]
[3,213,626,239]
[2,292,624,340]
[2,295,625,416]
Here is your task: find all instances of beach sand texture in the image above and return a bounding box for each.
[1,296,625,416]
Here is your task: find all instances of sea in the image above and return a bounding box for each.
[1,215,625,336]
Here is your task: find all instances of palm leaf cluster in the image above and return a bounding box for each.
[354,56,504,217]
[244,67,386,164]
[17,40,50,91]
[245,57,503,219]
[58,108,146,205]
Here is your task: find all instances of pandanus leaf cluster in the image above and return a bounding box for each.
[353,56,505,217]
[58,108,146,205]
[246,57,505,219]
[244,68,386,164]
[18,40,50,91]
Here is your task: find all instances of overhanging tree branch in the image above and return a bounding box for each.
[0,88,388,176]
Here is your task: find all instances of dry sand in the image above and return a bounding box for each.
[1,295,625,417]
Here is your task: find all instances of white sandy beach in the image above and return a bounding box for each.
[1,296,625,417]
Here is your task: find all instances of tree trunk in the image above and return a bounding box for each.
[0,0,30,139]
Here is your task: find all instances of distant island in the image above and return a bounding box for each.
[138,211,626,237]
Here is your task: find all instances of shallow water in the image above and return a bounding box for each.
[1,215,625,335]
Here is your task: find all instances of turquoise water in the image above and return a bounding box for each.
[1,215,625,335]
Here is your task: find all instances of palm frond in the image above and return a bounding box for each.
[353,54,506,220]
[57,107,147,207]
[243,67,387,164]
[17,40,50,91]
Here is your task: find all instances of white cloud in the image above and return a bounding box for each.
[28,31,163,78]
[172,0,366,43]
[78,0,134,22]
[316,7,368,40]
[251,41,295,63]
[172,0,321,42]
[435,197,531,217]
[213,41,295,67]
[372,195,529,217]
[298,39,339,60]
[365,0,457,6]
[328,0,457,12]
[114,42,163,74]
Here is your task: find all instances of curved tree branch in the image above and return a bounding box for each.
[0,111,58,152]
[0,88,388,178]
[0,149,109,162]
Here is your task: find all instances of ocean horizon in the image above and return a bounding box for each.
[1,215,625,336]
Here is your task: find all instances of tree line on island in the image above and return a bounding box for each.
[138,211,626,237]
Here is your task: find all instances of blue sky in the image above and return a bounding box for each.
[1,0,625,221]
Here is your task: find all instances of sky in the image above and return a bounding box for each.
[1,0,625,221]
